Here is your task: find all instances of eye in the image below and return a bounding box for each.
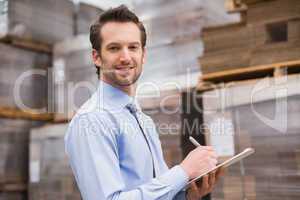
[108,46,120,51]
[129,45,139,51]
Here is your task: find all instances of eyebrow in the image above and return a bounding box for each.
[106,42,141,47]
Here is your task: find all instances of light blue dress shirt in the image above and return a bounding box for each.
[65,81,189,200]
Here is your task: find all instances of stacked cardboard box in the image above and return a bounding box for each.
[0,41,50,199]
[0,193,26,200]
[53,34,97,121]
[75,3,103,35]
[202,74,300,199]
[200,25,252,73]
[0,118,44,200]
[138,89,183,167]
[132,0,241,96]
[0,6,52,198]
[0,43,51,110]
[0,0,74,44]
[133,0,204,87]
[200,0,300,74]
[145,106,183,167]
[142,38,203,85]
[0,1,103,199]
[29,124,81,200]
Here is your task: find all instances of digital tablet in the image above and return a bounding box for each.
[187,148,255,185]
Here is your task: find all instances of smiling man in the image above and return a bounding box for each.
[65,5,223,200]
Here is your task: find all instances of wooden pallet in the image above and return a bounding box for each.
[0,107,53,121]
[0,183,27,192]
[0,35,52,54]
[29,123,82,200]
[225,0,248,13]
[198,60,300,91]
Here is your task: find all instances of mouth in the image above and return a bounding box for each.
[115,66,135,70]
[115,66,135,76]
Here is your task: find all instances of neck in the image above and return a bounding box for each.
[100,78,136,96]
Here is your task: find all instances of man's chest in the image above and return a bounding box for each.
[116,112,158,163]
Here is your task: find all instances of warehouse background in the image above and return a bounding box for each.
[0,0,299,199]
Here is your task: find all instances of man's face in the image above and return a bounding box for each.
[94,22,145,87]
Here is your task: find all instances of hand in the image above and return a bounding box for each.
[180,146,218,180]
[186,168,225,200]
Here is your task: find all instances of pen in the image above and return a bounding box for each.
[189,136,201,147]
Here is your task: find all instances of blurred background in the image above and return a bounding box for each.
[0,0,299,199]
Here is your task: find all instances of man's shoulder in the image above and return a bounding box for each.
[75,91,100,115]
[65,108,118,142]
[71,89,111,119]
[70,108,113,128]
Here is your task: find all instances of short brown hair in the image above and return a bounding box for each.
[90,5,147,76]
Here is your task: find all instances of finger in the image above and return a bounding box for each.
[209,151,218,159]
[195,148,218,160]
[215,167,225,182]
[190,182,201,198]
[202,175,209,190]
[209,171,216,187]
[220,167,226,176]
[196,177,202,187]
[196,146,214,152]
[207,159,217,171]
[191,182,199,193]
[209,158,218,166]
[193,183,201,199]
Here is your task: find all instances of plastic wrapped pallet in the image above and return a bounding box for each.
[134,0,204,47]
[75,2,104,35]
[202,74,300,200]
[29,123,81,200]
[133,0,240,47]
[0,43,51,110]
[132,0,240,93]
[0,118,44,199]
[53,34,97,121]
[133,0,205,86]
[140,37,203,85]
[138,6,204,47]
[0,0,74,44]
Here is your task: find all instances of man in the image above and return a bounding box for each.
[65,5,223,200]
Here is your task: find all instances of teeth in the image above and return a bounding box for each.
[116,67,134,70]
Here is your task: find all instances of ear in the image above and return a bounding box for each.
[92,49,102,67]
[142,47,147,64]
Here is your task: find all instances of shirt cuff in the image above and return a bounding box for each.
[158,165,189,196]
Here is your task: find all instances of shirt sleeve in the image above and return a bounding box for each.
[173,191,187,200]
[65,112,189,200]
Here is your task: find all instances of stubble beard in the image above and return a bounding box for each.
[101,63,142,87]
[112,68,141,86]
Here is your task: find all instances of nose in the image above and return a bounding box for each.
[119,48,131,63]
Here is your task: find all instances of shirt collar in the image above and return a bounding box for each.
[96,80,140,111]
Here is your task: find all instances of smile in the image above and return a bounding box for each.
[115,66,135,70]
